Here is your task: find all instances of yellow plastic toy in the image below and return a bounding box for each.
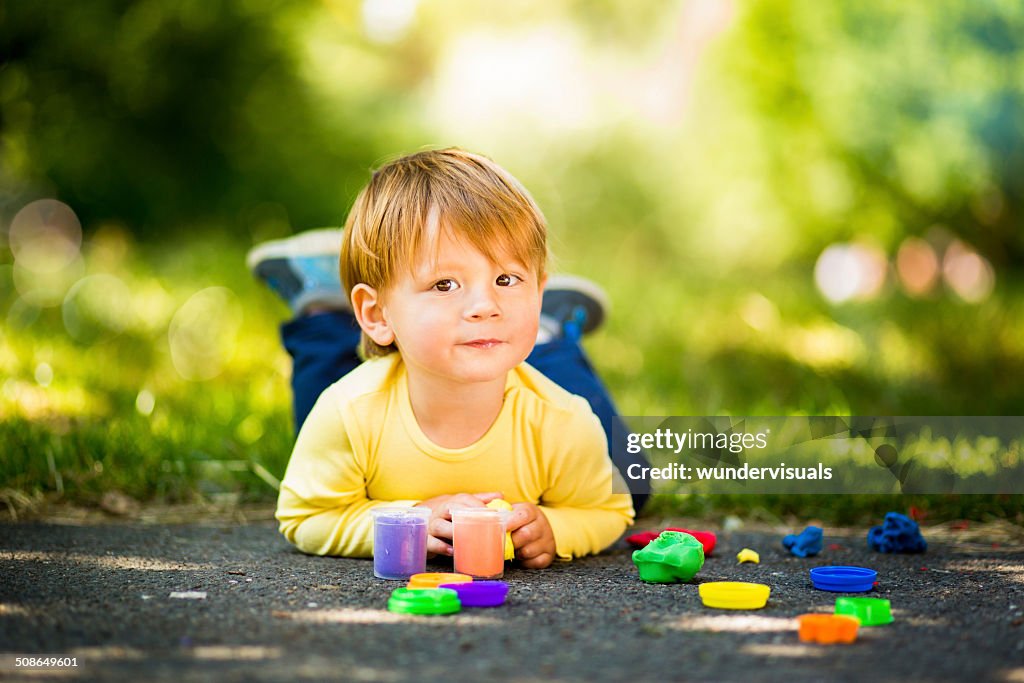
[736,548,760,564]
[486,499,517,560]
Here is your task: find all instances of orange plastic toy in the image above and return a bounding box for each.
[797,614,860,644]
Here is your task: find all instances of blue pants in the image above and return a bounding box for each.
[281,312,648,513]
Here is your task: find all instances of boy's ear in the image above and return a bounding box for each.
[351,284,395,347]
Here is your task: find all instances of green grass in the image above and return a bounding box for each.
[1,230,1022,523]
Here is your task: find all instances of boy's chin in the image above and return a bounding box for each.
[457,366,518,384]
[453,358,524,384]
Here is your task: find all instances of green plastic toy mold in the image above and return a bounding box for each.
[834,597,893,626]
[631,531,705,583]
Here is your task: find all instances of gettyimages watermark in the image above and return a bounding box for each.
[611,417,1024,495]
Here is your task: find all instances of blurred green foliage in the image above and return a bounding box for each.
[0,0,427,237]
[714,0,1024,265]
[1,1,1022,522]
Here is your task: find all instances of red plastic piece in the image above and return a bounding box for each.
[625,528,716,556]
[625,531,660,548]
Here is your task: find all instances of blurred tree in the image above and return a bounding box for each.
[711,0,1024,267]
[0,0,421,239]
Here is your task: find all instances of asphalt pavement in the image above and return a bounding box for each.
[2,512,1023,682]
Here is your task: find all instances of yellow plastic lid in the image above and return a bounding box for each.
[406,572,473,590]
[698,581,771,610]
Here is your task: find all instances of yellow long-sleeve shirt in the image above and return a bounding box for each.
[276,353,634,561]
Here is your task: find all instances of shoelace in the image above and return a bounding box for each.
[563,305,587,342]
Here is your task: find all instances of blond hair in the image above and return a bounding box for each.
[341,148,548,357]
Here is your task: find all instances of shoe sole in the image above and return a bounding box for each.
[546,274,609,310]
[245,228,343,272]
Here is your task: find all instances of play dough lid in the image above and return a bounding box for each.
[834,597,893,626]
[698,582,771,610]
[438,580,509,607]
[406,572,473,590]
[810,566,877,593]
[387,587,461,615]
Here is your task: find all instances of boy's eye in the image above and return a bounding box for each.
[496,274,522,287]
[433,279,459,292]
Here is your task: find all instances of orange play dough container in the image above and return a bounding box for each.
[797,614,860,644]
[452,508,511,579]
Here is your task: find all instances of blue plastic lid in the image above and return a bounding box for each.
[438,580,509,607]
[810,566,878,592]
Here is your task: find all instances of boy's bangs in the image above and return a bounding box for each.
[416,216,535,273]
[420,198,545,278]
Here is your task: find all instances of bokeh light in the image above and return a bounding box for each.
[9,199,82,273]
[135,389,155,416]
[813,242,887,304]
[784,321,865,370]
[896,237,940,297]
[34,362,53,387]
[740,292,780,332]
[6,297,41,330]
[942,240,995,303]
[236,414,264,444]
[168,287,243,381]
[12,256,85,308]
[62,274,135,344]
[362,0,418,44]
[430,25,594,143]
[9,199,85,308]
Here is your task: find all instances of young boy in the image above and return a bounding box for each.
[249,149,648,568]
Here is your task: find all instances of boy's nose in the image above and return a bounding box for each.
[464,286,501,320]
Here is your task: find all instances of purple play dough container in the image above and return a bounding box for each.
[371,507,431,580]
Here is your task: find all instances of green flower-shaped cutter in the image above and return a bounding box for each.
[387,587,461,615]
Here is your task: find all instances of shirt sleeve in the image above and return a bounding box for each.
[536,399,635,561]
[275,389,419,557]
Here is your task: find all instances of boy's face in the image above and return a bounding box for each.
[379,226,543,388]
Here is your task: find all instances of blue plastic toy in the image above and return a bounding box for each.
[867,512,927,554]
[783,525,823,558]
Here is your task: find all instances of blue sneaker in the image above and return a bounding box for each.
[539,275,609,342]
[245,229,350,316]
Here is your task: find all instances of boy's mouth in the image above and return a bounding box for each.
[461,339,504,349]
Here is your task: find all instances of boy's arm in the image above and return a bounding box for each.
[275,391,418,557]
[535,402,636,561]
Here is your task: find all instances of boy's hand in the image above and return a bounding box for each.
[506,503,556,569]
[414,492,504,558]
